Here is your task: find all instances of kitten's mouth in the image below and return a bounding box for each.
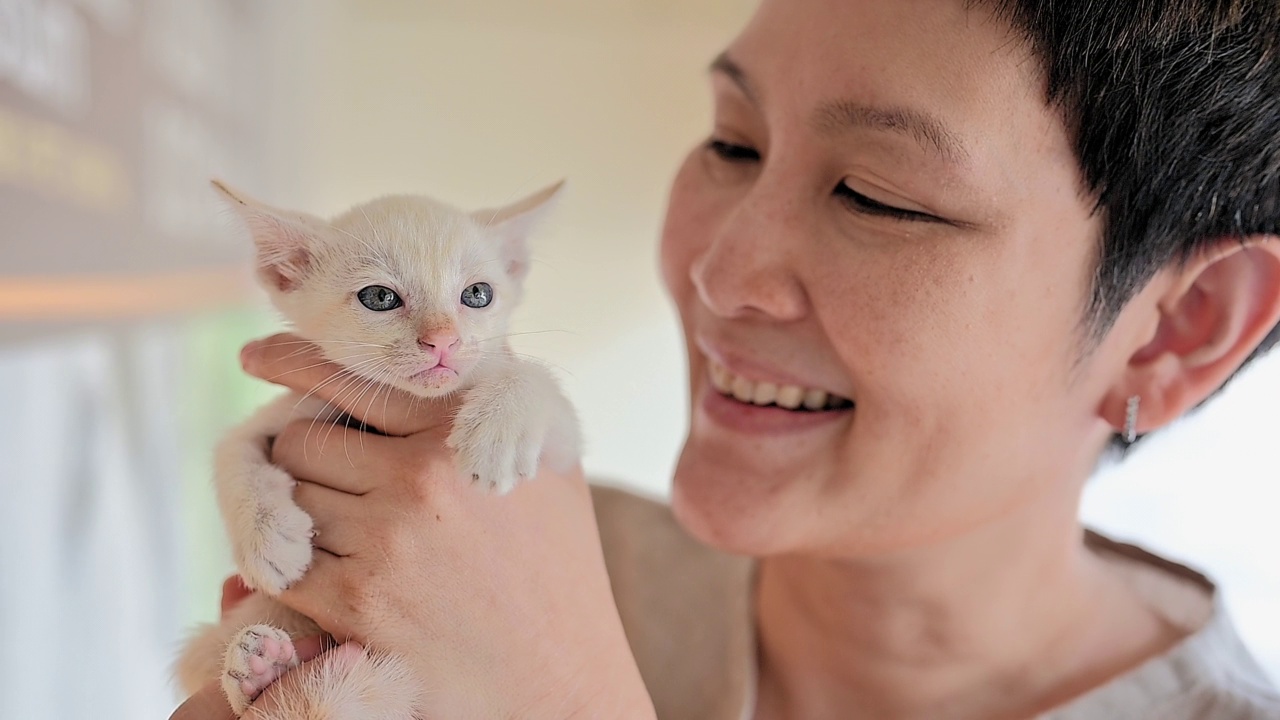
[708,360,854,412]
[410,365,459,386]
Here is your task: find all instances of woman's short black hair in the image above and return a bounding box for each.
[982,0,1280,448]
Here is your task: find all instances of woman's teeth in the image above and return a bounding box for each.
[709,361,853,411]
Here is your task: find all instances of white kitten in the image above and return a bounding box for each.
[174,180,581,719]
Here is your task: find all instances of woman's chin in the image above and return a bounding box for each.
[669,450,808,557]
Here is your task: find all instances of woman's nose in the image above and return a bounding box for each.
[690,193,808,322]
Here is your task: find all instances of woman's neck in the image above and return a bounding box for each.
[751,484,1182,720]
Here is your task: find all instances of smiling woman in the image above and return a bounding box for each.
[167,1,1280,719]
[657,3,1280,716]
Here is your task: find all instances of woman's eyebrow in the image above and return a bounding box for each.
[814,100,969,166]
[709,52,759,105]
[709,51,969,167]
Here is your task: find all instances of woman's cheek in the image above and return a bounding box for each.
[660,152,718,300]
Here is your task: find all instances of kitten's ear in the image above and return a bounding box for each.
[473,180,565,282]
[211,179,327,293]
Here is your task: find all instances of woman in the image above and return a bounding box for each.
[175,1,1280,718]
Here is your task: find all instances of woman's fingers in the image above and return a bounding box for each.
[220,575,253,617]
[270,418,407,495]
[287,635,328,663]
[276,552,354,640]
[239,333,455,437]
[293,479,364,557]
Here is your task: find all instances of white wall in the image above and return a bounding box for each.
[262,0,756,494]
[1083,354,1280,675]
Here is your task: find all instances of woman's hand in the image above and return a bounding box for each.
[239,333,655,720]
[219,575,252,615]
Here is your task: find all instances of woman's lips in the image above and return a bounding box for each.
[699,368,854,436]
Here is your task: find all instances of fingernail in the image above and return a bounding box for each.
[292,635,327,662]
[240,341,262,370]
[330,642,365,669]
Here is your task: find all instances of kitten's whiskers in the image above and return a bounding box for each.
[475,329,575,344]
[270,353,383,383]
[472,348,574,377]
[265,339,392,347]
[292,356,388,459]
[318,363,389,448]
[338,363,396,461]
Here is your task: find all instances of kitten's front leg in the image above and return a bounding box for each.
[216,393,330,595]
[447,357,580,494]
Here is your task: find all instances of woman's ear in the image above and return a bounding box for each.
[1105,237,1280,436]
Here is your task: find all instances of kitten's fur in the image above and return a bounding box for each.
[175,180,581,719]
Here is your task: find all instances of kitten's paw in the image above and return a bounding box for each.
[514,430,542,480]
[233,466,315,594]
[452,439,521,494]
[448,413,543,495]
[222,625,299,716]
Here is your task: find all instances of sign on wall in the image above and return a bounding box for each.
[0,0,267,317]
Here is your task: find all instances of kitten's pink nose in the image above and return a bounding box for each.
[419,331,461,364]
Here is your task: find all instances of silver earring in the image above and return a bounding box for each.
[1124,395,1140,443]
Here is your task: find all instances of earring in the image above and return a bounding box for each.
[1124,395,1140,443]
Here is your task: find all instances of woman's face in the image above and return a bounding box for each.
[661,0,1128,556]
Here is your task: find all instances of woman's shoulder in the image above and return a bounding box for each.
[588,482,756,720]
[588,481,753,610]
[589,482,683,542]
[1050,531,1280,719]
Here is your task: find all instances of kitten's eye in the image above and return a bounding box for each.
[461,282,493,309]
[357,285,403,311]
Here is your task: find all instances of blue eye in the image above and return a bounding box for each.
[461,282,493,309]
[357,285,402,311]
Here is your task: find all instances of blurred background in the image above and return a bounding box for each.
[0,1,1275,717]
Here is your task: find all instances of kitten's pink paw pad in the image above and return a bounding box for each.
[222,625,299,715]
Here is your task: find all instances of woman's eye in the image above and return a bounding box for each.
[461,282,493,309]
[357,285,403,311]
[706,139,761,163]
[834,182,939,223]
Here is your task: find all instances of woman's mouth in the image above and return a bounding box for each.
[699,359,854,436]
[708,359,854,412]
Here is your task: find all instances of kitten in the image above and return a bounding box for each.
[174,179,581,719]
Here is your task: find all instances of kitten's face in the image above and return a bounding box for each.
[214,181,562,399]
